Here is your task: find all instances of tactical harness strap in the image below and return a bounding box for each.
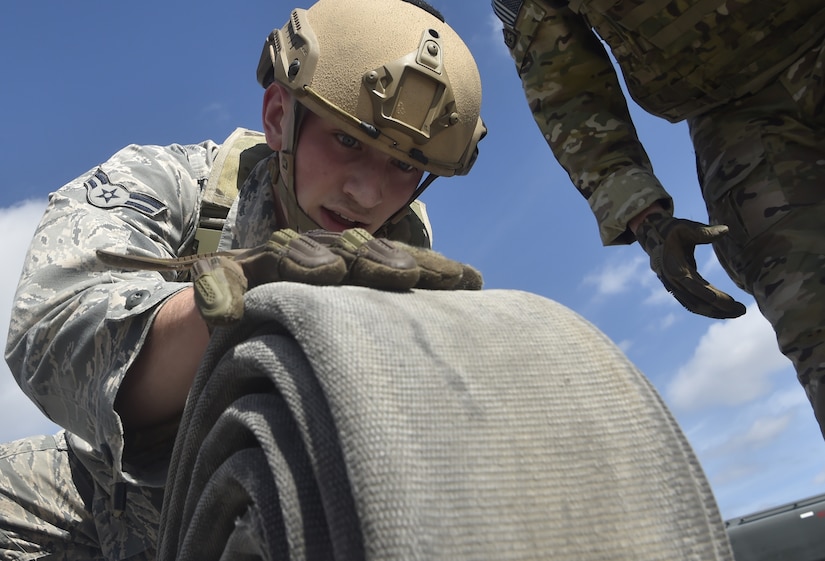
[195,129,275,254]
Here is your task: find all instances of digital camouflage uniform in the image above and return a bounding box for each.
[493,0,825,435]
[0,128,431,560]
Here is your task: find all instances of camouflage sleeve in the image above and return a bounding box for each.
[498,0,673,245]
[4,140,217,476]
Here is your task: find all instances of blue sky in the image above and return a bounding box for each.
[1,1,823,521]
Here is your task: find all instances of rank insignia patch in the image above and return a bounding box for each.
[84,169,166,217]
[492,0,523,28]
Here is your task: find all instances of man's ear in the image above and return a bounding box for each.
[262,83,292,151]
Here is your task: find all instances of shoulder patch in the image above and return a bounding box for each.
[84,168,166,217]
[492,0,524,28]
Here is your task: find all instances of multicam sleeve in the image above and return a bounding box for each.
[495,0,673,245]
[4,140,216,472]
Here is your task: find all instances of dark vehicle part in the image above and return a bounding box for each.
[726,492,825,561]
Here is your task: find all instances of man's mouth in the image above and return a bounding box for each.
[333,210,359,225]
[322,207,368,231]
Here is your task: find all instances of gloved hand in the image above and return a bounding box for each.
[97,228,347,326]
[97,228,482,328]
[304,229,483,291]
[634,212,746,320]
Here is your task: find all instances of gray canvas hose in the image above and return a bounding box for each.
[157,283,734,560]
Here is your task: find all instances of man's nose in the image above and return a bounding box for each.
[343,160,386,209]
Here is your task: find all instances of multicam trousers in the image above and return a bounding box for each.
[0,431,162,560]
[690,37,825,437]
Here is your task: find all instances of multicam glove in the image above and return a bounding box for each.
[634,212,746,320]
[96,228,482,327]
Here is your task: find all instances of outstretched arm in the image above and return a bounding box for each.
[495,0,744,319]
[497,0,673,245]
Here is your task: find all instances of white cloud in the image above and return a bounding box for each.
[201,102,230,123]
[658,312,678,330]
[710,462,760,488]
[700,246,725,276]
[666,303,792,411]
[740,414,793,447]
[582,250,687,313]
[488,13,511,59]
[680,384,808,462]
[616,339,633,353]
[641,282,674,307]
[761,385,809,415]
[582,253,647,296]
[0,200,60,443]
[0,199,46,316]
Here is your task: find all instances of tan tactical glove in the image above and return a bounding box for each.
[634,212,746,320]
[97,228,482,328]
[304,229,483,291]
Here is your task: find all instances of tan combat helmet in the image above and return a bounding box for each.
[256,0,486,214]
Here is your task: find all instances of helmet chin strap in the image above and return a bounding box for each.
[271,100,325,233]
[278,98,306,198]
[386,173,438,226]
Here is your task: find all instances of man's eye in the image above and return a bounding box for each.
[335,133,359,149]
[392,159,416,173]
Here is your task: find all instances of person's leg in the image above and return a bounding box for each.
[690,37,825,436]
[0,431,104,560]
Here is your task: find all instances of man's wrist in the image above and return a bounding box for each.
[629,203,669,235]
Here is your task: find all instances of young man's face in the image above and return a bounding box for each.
[262,82,424,234]
[293,110,424,233]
